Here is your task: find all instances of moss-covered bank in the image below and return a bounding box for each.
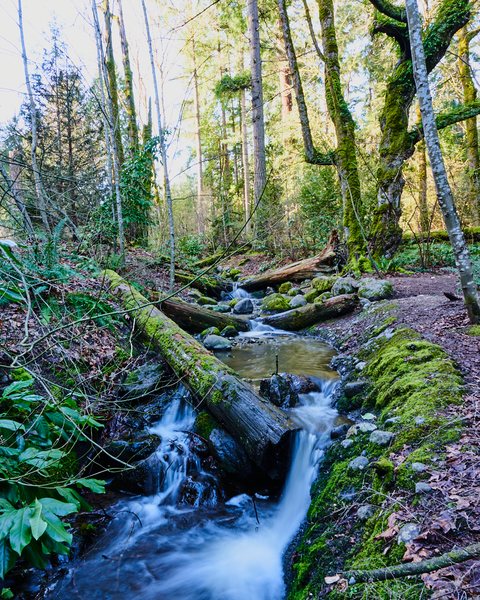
[288,303,465,600]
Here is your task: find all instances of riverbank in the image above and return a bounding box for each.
[288,273,480,600]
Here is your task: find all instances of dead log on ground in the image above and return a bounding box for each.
[175,270,231,296]
[104,270,298,479]
[262,294,359,331]
[240,230,342,292]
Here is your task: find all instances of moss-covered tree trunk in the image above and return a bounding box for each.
[316,0,365,265]
[368,0,472,258]
[104,270,298,478]
[459,25,480,226]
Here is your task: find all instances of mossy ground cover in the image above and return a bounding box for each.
[288,301,466,600]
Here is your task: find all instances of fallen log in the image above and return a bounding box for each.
[104,270,298,479]
[240,230,342,292]
[148,292,249,334]
[175,270,231,297]
[262,294,359,331]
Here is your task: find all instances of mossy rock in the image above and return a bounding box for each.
[288,288,303,297]
[262,293,290,314]
[194,411,218,440]
[220,325,238,337]
[229,268,242,278]
[311,275,337,293]
[357,278,394,301]
[313,292,332,304]
[279,281,293,293]
[201,327,220,337]
[197,296,217,306]
[304,288,321,303]
[229,298,239,308]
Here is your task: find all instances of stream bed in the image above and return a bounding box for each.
[45,328,340,600]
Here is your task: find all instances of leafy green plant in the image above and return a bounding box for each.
[0,378,105,578]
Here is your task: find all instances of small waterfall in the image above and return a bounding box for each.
[231,282,251,299]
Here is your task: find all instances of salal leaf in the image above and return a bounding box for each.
[32,416,50,439]
[9,507,32,555]
[0,420,25,433]
[1,379,33,398]
[38,498,77,516]
[0,503,16,542]
[22,537,48,569]
[0,538,17,579]
[29,500,47,540]
[55,487,90,511]
[75,478,106,494]
[42,511,72,545]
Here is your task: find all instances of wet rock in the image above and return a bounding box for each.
[331,424,349,440]
[220,325,238,337]
[278,282,293,293]
[344,380,368,398]
[233,298,253,314]
[209,304,230,313]
[356,361,367,371]
[197,296,218,306]
[415,482,433,494]
[348,456,369,471]
[101,434,161,469]
[121,363,168,401]
[304,288,320,303]
[311,275,337,293]
[201,326,221,337]
[204,335,232,351]
[415,416,426,425]
[262,293,290,314]
[229,298,239,308]
[331,277,359,296]
[288,288,303,297]
[189,437,209,457]
[346,422,377,437]
[289,295,307,309]
[260,374,299,409]
[411,462,425,472]
[398,523,420,545]
[341,439,354,449]
[280,373,319,394]
[369,430,394,446]
[357,505,374,521]
[265,287,275,296]
[357,278,394,301]
[111,454,164,495]
[360,298,372,309]
[208,428,253,479]
[177,473,225,507]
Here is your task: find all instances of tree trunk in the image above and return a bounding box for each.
[406,0,480,324]
[192,48,204,234]
[117,0,139,156]
[316,0,365,261]
[18,0,51,235]
[247,0,267,233]
[141,0,176,293]
[92,0,125,257]
[240,230,340,291]
[148,293,249,334]
[104,270,298,479]
[275,19,293,147]
[459,26,480,226]
[262,294,359,330]
[416,105,429,233]
[240,50,251,235]
[174,270,230,296]
[1,153,34,237]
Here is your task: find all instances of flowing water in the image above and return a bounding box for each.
[45,328,339,600]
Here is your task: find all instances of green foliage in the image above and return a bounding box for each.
[214,73,251,100]
[0,377,105,578]
[65,292,123,331]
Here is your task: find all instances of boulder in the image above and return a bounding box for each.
[121,363,168,401]
[311,275,337,293]
[369,430,394,446]
[304,288,320,303]
[357,278,394,301]
[278,282,293,293]
[208,428,253,479]
[111,454,164,495]
[203,335,232,351]
[415,482,433,494]
[177,473,225,507]
[209,304,230,313]
[101,434,161,470]
[331,423,349,440]
[201,327,220,337]
[220,325,238,337]
[288,288,303,297]
[260,374,299,409]
[262,293,290,314]
[233,298,254,314]
[289,295,307,309]
[347,422,377,437]
[280,373,319,394]
[348,456,369,471]
[411,462,426,472]
[344,380,368,398]
[331,276,359,296]
[197,296,218,306]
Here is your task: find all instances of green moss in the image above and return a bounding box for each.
[262,293,290,313]
[311,276,337,292]
[466,325,480,336]
[194,411,218,440]
[304,288,321,303]
[11,368,31,382]
[279,282,293,293]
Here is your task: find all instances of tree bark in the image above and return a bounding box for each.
[343,541,480,584]
[240,230,340,291]
[406,0,480,324]
[247,0,267,233]
[192,48,205,234]
[148,293,249,334]
[1,154,34,238]
[240,50,251,235]
[262,294,359,330]
[18,0,51,235]
[459,26,480,226]
[416,105,429,233]
[141,0,176,293]
[104,270,298,479]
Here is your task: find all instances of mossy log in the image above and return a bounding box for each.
[175,270,230,296]
[104,270,298,479]
[343,542,480,583]
[240,230,341,292]
[262,294,359,331]
[149,292,249,334]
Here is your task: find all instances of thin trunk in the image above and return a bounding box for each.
[2,152,34,237]
[247,0,267,232]
[92,0,125,257]
[416,104,429,233]
[240,88,251,234]
[102,0,125,167]
[192,48,204,234]
[65,73,77,227]
[18,0,50,235]
[275,19,293,146]
[117,0,139,156]
[406,0,480,323]
[140,0,175,293]
[459,26,480,226]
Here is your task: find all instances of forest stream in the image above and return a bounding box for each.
[44,326,340,600]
